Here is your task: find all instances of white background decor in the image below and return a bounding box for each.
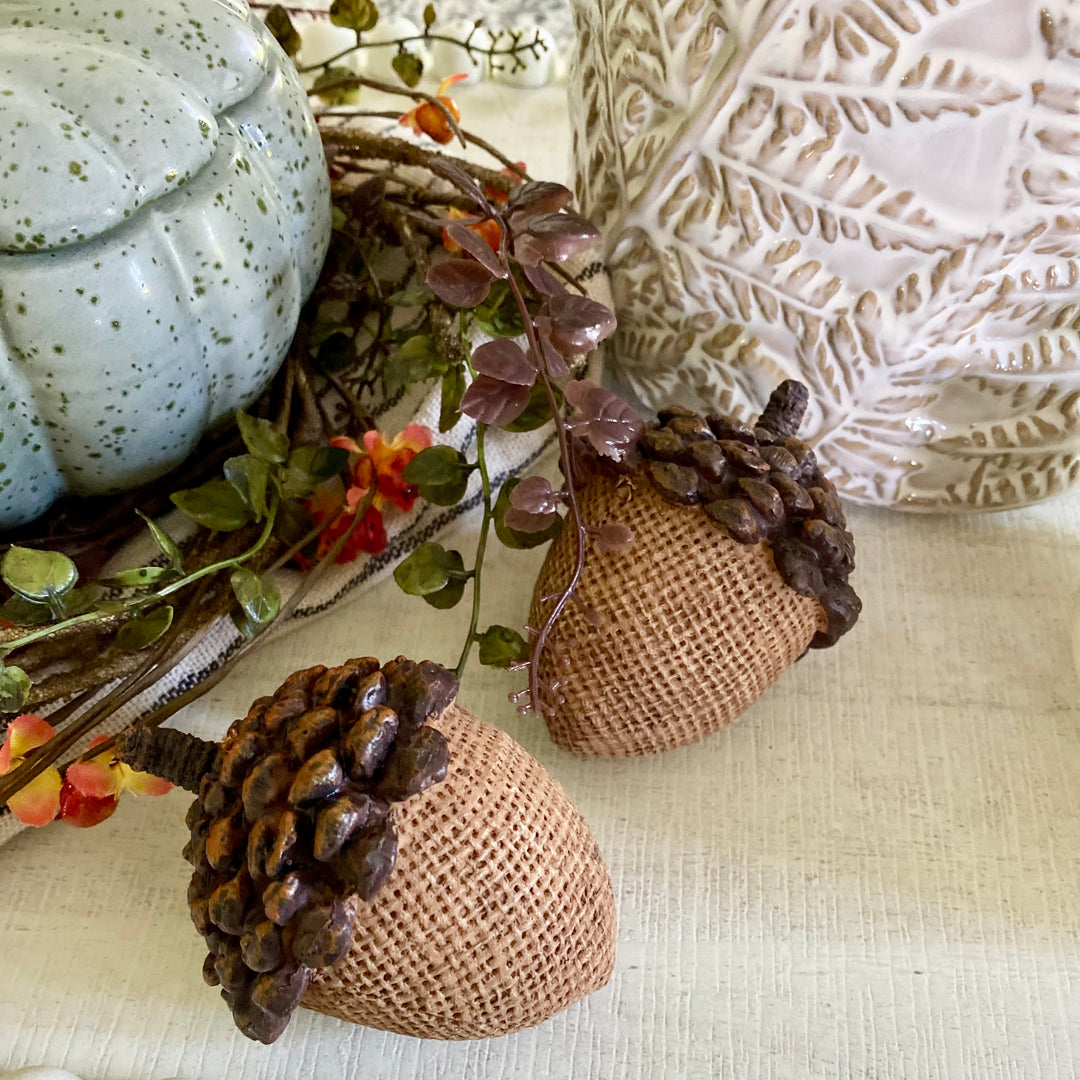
[570,0,1080,511]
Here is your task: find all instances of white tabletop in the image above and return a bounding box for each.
[5,82,1080,1080]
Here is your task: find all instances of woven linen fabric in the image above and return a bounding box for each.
[0,253,608,849]
[302,702,617,1038]
[530,471,826,757]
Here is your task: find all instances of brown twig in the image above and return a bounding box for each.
[322,129,517,193]
[310,73,469,148]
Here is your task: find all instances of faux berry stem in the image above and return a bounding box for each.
[456,419,493,679]
[501,271,588,717]
[116,726,218,794]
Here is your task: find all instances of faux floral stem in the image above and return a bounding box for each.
[1,490,371,810]
[0,610,105,660]
[0,494,280,663]
[0,575,219,807]
[456,420,493,679]
[160,493,280,600]
[297,29,547,76]
[310,72,468,147]
[501,272,588,716]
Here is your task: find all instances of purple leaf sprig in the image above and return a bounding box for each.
[403,166,643,712]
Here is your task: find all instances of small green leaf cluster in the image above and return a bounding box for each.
[171,413,346,533]
[0,413,353,713]
[167,412,347,639]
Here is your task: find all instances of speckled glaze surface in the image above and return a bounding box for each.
[571,0,1080,511]
[0,0,331,529]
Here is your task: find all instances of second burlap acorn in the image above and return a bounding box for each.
[529,381,860,758]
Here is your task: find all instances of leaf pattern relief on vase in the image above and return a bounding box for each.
[569,0,1080,511]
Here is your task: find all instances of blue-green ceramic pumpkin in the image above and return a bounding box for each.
[0,0,331,528]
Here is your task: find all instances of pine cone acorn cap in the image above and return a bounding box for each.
[637,380,860,646]
[182,656,458,1044]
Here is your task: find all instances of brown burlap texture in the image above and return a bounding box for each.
[530,472,828,758]
[302,703,617,1039]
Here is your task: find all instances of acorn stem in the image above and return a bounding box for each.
[115,725,218,793]
[756,380,809,439]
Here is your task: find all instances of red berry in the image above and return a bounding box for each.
[59,779,118,828]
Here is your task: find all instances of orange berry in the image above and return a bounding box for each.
[442,217,502,256]
[414,96,460,144]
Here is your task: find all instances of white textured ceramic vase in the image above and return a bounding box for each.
[570,0,1080,511]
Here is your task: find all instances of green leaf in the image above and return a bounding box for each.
[231,610,261,641]
[0,594,52,626]
[96,599,132,615]
[137,511,183,572]
[224,454,271,520]
[279,445,350,500]
[329,0,379,32]
[275,499,316,549]
[393,541,463,596]
[472,280,526,339]
[117,605,174,653]
[0,664,31,713]
[383,333,445,390]
[62,586,102,616]
[422,550,467,609]
[105,566,169,588]
[392,50,424,88]
[171,479,254,532]
[401,445,470,487]
[494,478,563,549]
[439,364,466,432]
[423,3,436,27]
[264,4,302,55]
[313,65,361,106]
[230,568,281,627]
[386,279,436,308]
[502,381,560,432]
[236,411,289,465]
[476,624,530,668]
[401,446,475,506]
[1,545,78,603]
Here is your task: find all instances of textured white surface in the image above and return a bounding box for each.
[6,80,1080,1080]
[6,486,1080,1079]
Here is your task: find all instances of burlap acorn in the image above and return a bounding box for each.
[120,657,615,1043]
[303,701,616,1039]
[529,382,860,758]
